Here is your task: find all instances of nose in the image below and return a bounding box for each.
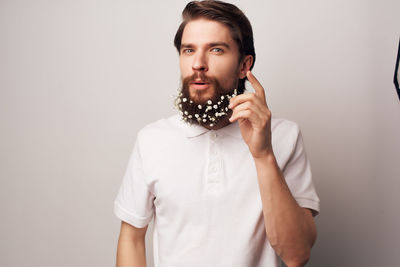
[192,51,208,72]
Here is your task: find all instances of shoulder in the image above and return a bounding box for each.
[271,115,301,142]
[270,116,303,163]
[133,115,187,168]
[135,114,184,150]
[137,114,182,139]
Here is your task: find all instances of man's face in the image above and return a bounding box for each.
[179,18,242,103]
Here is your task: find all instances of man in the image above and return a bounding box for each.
[114,1,320,267]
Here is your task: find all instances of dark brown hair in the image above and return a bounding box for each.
[174,0,256,94]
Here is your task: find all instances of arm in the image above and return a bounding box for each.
[254,154,316,267]
[116,221,148,267]
[229,71,316,267]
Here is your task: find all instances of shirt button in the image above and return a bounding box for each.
[210,146,218,155]
[209,163,218,173]
[208,174,220,183]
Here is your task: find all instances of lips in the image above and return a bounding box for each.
[190,80,211,91]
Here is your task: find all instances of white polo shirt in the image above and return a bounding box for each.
[114,114,320,267]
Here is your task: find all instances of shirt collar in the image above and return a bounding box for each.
[172,114,242,139]
[218,120,242,139]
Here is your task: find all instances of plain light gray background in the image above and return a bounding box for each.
[1,0,399,266]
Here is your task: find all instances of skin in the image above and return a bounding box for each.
[180,18,317,267]
[179,18,252,121]
[116,222,147,267]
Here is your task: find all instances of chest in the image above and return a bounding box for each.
[142,134,262,220]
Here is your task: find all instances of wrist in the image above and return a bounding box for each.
[253,149,276,164]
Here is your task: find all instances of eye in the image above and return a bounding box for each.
[182,48,194,54]
[211,47,224,54]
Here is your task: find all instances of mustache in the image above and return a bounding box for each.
[183,73,216,84]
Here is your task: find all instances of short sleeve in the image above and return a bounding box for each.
[283,127,320,217]
[114,138,155,228]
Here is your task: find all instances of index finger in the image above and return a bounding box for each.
[246,71,267,103]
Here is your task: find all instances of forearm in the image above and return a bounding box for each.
[254,153,316,267]
[116,237,147,267]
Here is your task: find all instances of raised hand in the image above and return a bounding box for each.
[229,71,273,159]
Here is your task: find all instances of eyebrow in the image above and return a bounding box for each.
[180,42,231,50]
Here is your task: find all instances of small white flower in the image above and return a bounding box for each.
[198,104,202,109]
[217,101,220,105]
[203,114,207,118]
[213,105,218,109]
[202,118,207,122]
[184,111,188,115]
[225,107,228,111]
[195,114,199,118]
[190,100,193,103]
[207,100,212,105]
[179,104,182,108]
[188,115,192,118]
[183,98,187,102]
[209,123,214,127]
[221,96,224,100]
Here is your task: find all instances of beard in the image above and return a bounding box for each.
[174,73,239,127]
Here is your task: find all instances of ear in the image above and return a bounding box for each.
[238,55,253,79]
